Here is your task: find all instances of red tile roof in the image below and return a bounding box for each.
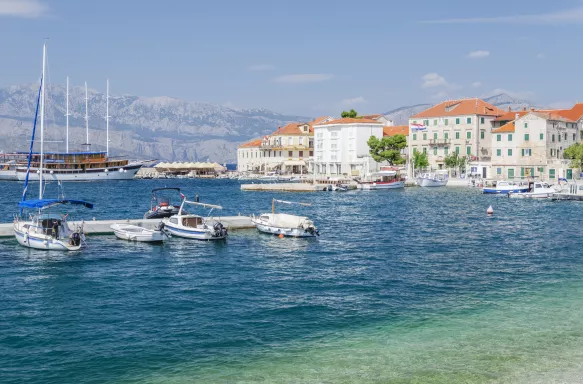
[492,121,515,133]
[558,103,583,121]
[310,116,333,125]
[492,111,528,122]
[411,98,505,118]
[272,122,313,135]
[383,125,409,136]
[238,139,263,148]
[360,114,382,120]
[316,117,382,125]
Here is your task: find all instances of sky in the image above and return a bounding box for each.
[1,0,583,116]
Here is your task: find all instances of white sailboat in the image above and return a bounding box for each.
[251,199,319,237]
[14,43,93,251]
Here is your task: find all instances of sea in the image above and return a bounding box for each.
[2,179,583,384]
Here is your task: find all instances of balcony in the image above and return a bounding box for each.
[260,144,312,150]
[429,139,451,147]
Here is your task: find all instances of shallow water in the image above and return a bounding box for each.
[1,180,583,383]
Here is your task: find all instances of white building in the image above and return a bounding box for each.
[408,98,506,178]
[236,139,263,172]
[490,111,580,180]
[313,117,385,177]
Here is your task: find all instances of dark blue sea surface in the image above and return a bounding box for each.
[1,180,583,383]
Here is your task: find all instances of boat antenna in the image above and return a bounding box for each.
[39,42,47,199]
[105,78,110,157]
[65,76,70,152]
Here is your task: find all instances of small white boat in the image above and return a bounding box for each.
[483,180,529,194]
[252,199,319,237]
[361,170,405,190]
[110,223,168,242]
[508,181,556,199]
[416,171,448,187]
[327,184,349,192]
[162,198,228,240]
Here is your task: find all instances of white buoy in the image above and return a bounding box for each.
[487,205,494,215]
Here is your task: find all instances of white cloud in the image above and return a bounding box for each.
[0,0,48,18]
[273,74,333,84]
[467,50,490,59]
[421,73,448,88]
[471,81,482,88]
[247,64,275,71]
[536,53,546,59]
[340,96,367,106]
[421,5,583,24]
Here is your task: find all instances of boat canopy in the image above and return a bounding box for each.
[18,199,94,209]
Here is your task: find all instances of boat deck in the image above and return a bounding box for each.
[0,216,255,238]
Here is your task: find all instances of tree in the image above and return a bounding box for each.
[564,143,583,170]
[341,109,358,118]
[444,152,467,177]
[367,134,407,165]
[412,151,429,171]
[457,155,468,175]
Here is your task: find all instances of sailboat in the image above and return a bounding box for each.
[13,43,94,251]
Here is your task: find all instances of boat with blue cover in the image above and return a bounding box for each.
[483,180,529,194]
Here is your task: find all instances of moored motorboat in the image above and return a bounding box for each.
[361,170,405,190]
[110,223,169,242]
[162,198,227,240]
[508,181,555,199]
[416,170,448,187]
[143,188,186,219]
[483,180,529,194]
[251,199,319,237]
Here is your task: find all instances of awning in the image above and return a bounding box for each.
[268,163,282,170]
[283,160,306,166]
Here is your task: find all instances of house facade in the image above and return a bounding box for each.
[236,139,263,172]
[407,98,506,178]
[313,118,385,177]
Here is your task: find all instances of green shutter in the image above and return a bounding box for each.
[497,149,501,156]
[466,131,471,139]
[445,132,449,139]
[520,167,525,177]
[467,117,471,124]
[423,133,427,140]
[508,169,514,179]
[413,133,417,140]
[525,134,529,141]
[445,119,449,125]
[456,118,460,124]
[521,149,524,156]
[481,117,485,124]
[508,149,512,156]
[433,147,437,155]
[433,132,437,139]
[455,132,460,139]
[455,146,460,154]
[549,169,556,179]
[466,146,471,155]
[480,131,484,139]
[497,134,501,142]
[525,122,528,128]
[444,147,449,155]
[540,133,544,140]
[508,134,512,142]
[434,119,437,126]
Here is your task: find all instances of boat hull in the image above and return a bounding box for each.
[483,187,529,194]
[416,177,448,187]
[16,164,142,182]
[362,181,405,190]
[163,222,226,240]
[111,224,167,242]
[14,225,82,251]
[253,222,317,237]
[508,192,554,199]
[0,170,17,181]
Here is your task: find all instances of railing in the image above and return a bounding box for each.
[260,144,312,150]
[429,139,451,147]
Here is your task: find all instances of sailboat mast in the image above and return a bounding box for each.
[106,79,109,157]
[66,76,70,152]
[39,43,46,199]
[84,81,89,146]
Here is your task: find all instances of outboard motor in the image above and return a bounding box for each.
[213,222,228,238]
[70,232,81,246]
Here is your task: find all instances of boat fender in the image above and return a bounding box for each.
[487,206,494,215]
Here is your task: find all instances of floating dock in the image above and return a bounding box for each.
[241,183,326,192]
[0,216,255,238]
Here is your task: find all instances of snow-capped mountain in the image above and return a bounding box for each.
[0,83,310,163]
[383,94,542,125]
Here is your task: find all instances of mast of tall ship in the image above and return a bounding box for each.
[84,81,90,148]
[65,76,70,152]
[39,43,46,198]
[106,79,110,157]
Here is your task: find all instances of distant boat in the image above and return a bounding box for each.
[483,181,529,194]
[162,197,228,240]
[361,170,405,190]
[110,223,169,243]
[143,188,186,219]
[508,181,555,199]
[416,171,448,187]
[252,199,319,237]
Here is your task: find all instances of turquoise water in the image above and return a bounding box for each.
[2,180,583,383]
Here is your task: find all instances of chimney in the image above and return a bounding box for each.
[522,107,526,111]
[507,106,511,112]
[515,113,519,120]
[530,107,535,112]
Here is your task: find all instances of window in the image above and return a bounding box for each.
[433,132,438,140]
[524,123,528,128]
[467,117,471,124]
[455,131,460,139]
[331,131,338,138]
[574,134,576,141]
[412,120,417,125]
[552,134,555,142]
[480,130,485,139]
[521,149,531,156]
[434,119,438,126]
[564,133,567,140]
[496,149,501,156]
[540,133,544,140]
[299,151,303,157]
[508,134,513,142]
[481,117,485,124]
[423,147,427,154]
[299,137,304,145]
[456,118,460,125]
[445,119,449,126]
[424,120,429,126]
[309,151,313,157]
[455,146,460,154]
[433,147,437,155]
[288,151,293,157]
[413,147,417,154]
[497,168,502,175]
[497,134,501,142]
[288,137,293,145]
[558,134,561,142]
[423,133,427,140]
[444,147,449,155]
[331,143,337,150]
[524,134,529,141]
[466,131,471,139]
[549,169,556,179]
[508,168,515,179]
[550,149,554,157]
[466,146,471,155]
[413,133,417,141]
[508,149,512,156]
[445,132,449,140]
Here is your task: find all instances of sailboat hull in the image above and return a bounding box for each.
[13,225,82,251]
[16,163,142,181]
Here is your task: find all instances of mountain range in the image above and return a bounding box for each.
[0,84,539,163]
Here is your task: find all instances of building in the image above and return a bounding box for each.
[313,117,385,177]
[236,139,263,172]
[490,111,580,180]
[408,98,506,178]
